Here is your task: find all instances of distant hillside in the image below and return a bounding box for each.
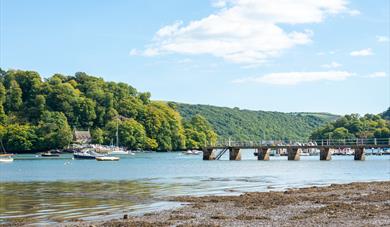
[290,112,340,122]
[381,107,390,120]
[174,103,339,141]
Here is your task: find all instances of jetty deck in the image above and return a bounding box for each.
[203,138,390,161]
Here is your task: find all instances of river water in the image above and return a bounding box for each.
[0,151,389,225]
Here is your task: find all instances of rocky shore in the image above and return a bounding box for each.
[67,181,390,227]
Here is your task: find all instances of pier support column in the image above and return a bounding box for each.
[320,148,332,161]
[257,148,271,160]
[203,148,216,160]
[288,148,300,160]
[354,147,365,161]
[229,147,241,160]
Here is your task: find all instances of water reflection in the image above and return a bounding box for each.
[0,181,159,225]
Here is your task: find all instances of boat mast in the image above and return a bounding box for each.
[116,118,119,148]
[0,139,6,154]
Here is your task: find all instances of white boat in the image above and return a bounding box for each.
[0,154,14,163]
[0,141,13,163]
[107,119,134,156]
[96,156,120,161]
[183,150,202,155]
[109,148,133,155]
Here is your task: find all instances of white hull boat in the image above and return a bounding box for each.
[96,156,120,161]
[183,150,202,155]
[109,150,133,155]
[0,154,13,163]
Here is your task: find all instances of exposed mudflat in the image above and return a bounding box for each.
[64,181,390,227]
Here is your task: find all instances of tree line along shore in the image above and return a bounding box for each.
[0,69,216,152]
[0,69,389,153]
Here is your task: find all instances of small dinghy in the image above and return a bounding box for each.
[41,150,61,157]
[96,156,120,161]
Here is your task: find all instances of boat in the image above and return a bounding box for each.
[109,148,131,155]
[183,150,202,155]
[41,150,61,157]
[107,119,134,156]
[96,156,120,161]
[0,140,13,163]
[0,154,14,163]
[73,149,102,159]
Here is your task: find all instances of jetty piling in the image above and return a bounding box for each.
[203,138,390,161]
[257,148,271,160]
[320,148,332,161]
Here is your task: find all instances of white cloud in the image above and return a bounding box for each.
[321,61,342,68]
[376,36,389,42]
[350,48,373,57]
[129,49,139,56]
[348,9,361,16]
[211,0,228,8]
[137,0,356,66]
[368,71,387,78]
[232,71,352,85]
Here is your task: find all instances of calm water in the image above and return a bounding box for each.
[1,151,389,225]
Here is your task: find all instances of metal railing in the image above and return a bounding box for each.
[205,138,390,148]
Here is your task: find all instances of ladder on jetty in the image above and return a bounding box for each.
[215,148,228,160]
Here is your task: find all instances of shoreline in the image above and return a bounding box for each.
[63,181,390,227]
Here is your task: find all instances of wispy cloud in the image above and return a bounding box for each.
[348,9,361,16]
[350,48,373,57]
[376,36,389,43]
[232,71,352,85]
[321,61,342,68]
[132,0,357,66]
[368,71,387,78]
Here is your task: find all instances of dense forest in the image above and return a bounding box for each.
[174,103,338,141]
[0,69,217,152]
[310,113,390,140]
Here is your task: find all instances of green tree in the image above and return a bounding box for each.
[0,82,6,124]
[35,111,72,150]
[3,124,36,151]
[28,95,46,123]
[78,98,97,128]
[184,115,217,149]
[91,128,104,144]
[105,118,146,149]
[5,80,23,113]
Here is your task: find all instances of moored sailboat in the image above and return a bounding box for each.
[0,140,13,163]
[108,119,134,155]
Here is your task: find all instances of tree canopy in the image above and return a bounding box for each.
[0,69,217,152]
[310,113,390,140]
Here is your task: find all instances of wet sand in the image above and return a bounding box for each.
[65,181,390,227]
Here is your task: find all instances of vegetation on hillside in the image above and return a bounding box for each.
[381,107,390,120]
[310,113,390,140]
[174,103,335,141]
[0,69,216,152]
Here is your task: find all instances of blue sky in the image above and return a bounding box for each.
[1,0,389,115]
